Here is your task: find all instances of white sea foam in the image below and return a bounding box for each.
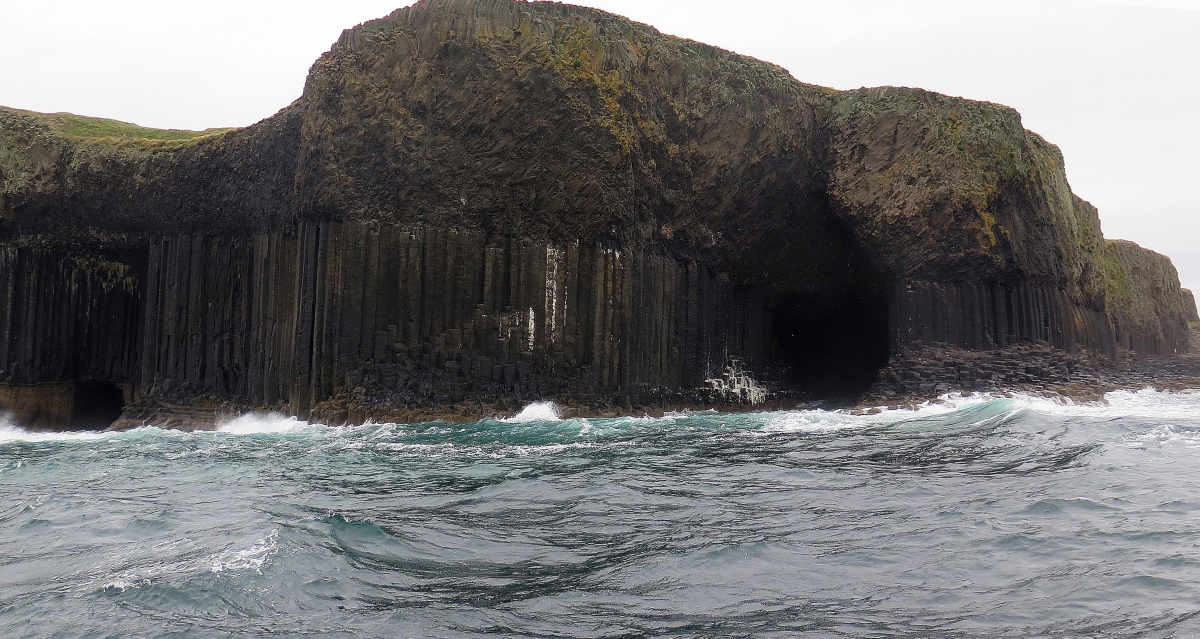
[759,388,1200,433]
[507,441,601,456]
[845,388,1200,425]
[374,441,455,454]
[503,401,562,423]
[0,426,113,444]
[760,411,866,433]
[100,579,142,593]
[759,393,1004,434]
[1124,425,1200,448]
[210,529,279,574]
[0,418,117,444]
[1015,388,1200,421]
[218,413,308,435]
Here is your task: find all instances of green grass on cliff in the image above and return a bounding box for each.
[9,108,234,150]
[1103,240,1133,302]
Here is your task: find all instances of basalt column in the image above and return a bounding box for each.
[889,281,1117,356]
[0,246,141,429]
[136,221,779,421]
[138,233,300,405]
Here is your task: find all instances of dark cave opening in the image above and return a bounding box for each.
[770,285,891,401]
[70,380,125,431]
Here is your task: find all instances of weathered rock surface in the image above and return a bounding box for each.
[1183,289,1200,323]
[867,326,1200,409]
[0,0,1193,428]
[1104,240,1193,354]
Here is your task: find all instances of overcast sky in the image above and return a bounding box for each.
[1,0,1196,291]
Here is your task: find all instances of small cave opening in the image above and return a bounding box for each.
[769,282,891,403]
[70,380,126,431]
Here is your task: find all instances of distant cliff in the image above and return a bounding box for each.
[1184,289,1200,323]
[1104,240,1192,354]
[0,0,1191,429]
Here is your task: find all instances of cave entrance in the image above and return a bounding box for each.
[70,380,125,431]
[770,281,891,402]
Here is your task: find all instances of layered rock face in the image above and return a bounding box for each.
[1183,289,1199,323]
[137,225,772,421]
[0,0,1191,428]
[1104,240,1193,354]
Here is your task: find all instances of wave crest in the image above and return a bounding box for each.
[502,401,562,423]
[218,413,307,434]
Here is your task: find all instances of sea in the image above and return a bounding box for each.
[3,390,1200,638]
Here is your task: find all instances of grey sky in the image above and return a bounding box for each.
[1,0,1196,291]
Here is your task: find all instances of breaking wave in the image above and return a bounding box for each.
[4,389,1200,637]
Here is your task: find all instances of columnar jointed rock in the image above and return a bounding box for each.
[1183,289,1200,323]
[888,280,1115,354]
[869,342,1098,401]
[868,326,1200,407]
[0,0,1193,428]
[137,223,775,418]
[1104,240,1192,354]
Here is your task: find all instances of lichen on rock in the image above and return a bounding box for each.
[0,0,1191,429]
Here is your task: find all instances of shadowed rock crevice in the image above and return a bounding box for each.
[768,241,891,399]
[70,380,125,431]
[771,291,890,400]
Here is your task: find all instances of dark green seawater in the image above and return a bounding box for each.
[3,392,1200,638]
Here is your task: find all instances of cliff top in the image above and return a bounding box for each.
[0,0,1179,316]
[0,106,233,151]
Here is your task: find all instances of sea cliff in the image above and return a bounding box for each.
[0,0,1192,429]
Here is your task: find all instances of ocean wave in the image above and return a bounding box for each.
[1124,424,1200,448]
[0,424,116,444]
[209,529,279,574]
[809,388,1200,429]
[759,393,1010,434]
[7,388,1200,637]
[1015,388,1200,421]
[4,388,1199,453]
[501,401,562,423]
[217,413,311,435]
[100,579,146,593]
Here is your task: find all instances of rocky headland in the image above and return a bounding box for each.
[867,242,1200,408]
[0,0,1194,430]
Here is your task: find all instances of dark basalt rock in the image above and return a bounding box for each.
[1183,289,1200,323]
[867,326,1200,409]
[0,0,1192,429]
[1104,240,1193,354]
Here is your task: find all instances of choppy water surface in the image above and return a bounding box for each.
[3,391,1200,638]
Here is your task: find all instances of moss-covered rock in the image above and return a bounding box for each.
[0,0,1127,307]
[826,88,1108,307]
[0,0,1192,428]
[1104,240,1192,354]
[1183,289,1199,323]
